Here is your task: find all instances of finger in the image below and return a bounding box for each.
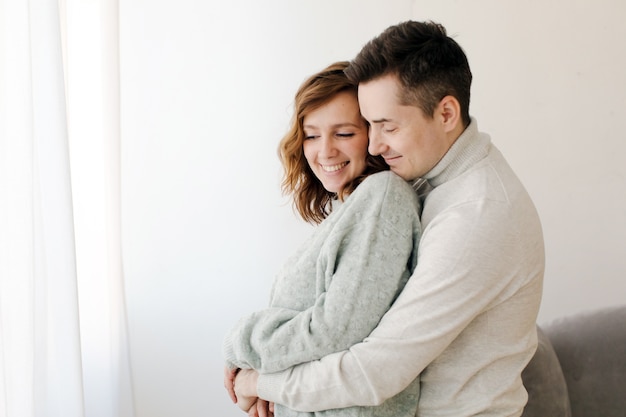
[257,399,268,417]
[224,366,237,380]
[248,402,259,417]
[224,367,238,403]
[269,402,274,413]
[227,388,237,403]
[225,382,237,403]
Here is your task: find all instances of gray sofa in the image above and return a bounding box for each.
[521,305,626,417]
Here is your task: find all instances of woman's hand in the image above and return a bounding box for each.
[224,366,239,403]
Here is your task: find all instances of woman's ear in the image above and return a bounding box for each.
[438,95,462,133]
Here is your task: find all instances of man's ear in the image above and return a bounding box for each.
[437,95,462,133]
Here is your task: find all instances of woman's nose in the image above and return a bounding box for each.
[318,136,337,158]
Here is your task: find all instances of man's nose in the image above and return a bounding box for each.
[368,127,384,155]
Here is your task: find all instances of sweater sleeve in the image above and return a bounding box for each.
[223,173,421,373]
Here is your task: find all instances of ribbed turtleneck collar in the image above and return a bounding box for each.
[423,118,490,188]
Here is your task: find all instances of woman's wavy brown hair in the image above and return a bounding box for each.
[278,61,388,224]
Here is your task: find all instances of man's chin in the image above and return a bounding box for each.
[390,167,412,181]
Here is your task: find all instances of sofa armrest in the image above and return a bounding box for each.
[521,326,572,417]
[545,305,626,417]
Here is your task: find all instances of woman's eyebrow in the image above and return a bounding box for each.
[369,118,392,124]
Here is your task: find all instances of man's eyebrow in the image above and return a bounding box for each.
[370,118,391,124]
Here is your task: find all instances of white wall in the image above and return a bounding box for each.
[120,1,413,416]
[119,1,626,416]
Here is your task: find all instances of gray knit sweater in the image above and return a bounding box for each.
[223,170,422,417]
[257,119,545,417]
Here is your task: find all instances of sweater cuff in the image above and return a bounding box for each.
[222,332,238,370]
[257,370,288,403]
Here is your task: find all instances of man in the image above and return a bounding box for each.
[228,20,544,417]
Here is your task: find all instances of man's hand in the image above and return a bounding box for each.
[226,368,274,416]
[245,398,274,417]
[234,368,259,399]
[234,369,275,416]
[236,394,257,414]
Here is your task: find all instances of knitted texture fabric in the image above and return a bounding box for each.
[223,170,423,417]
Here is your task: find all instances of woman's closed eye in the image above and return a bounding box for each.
[336,132,355,138]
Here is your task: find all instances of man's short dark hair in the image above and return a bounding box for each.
[345,20,472,126]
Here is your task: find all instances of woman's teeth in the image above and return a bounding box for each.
[322,162,347,172]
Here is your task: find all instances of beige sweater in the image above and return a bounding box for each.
[258,119,545,417]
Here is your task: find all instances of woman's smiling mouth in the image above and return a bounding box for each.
[321,162,349,172]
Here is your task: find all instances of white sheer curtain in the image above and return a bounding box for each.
[0,0,135,416]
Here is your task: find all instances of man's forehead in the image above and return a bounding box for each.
[359,77,402,104]
[358,74,399,93]
[358,82,402,120]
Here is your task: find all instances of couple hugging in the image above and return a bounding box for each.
[223,20,544,417]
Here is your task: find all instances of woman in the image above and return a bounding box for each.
[223,62,422,417]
